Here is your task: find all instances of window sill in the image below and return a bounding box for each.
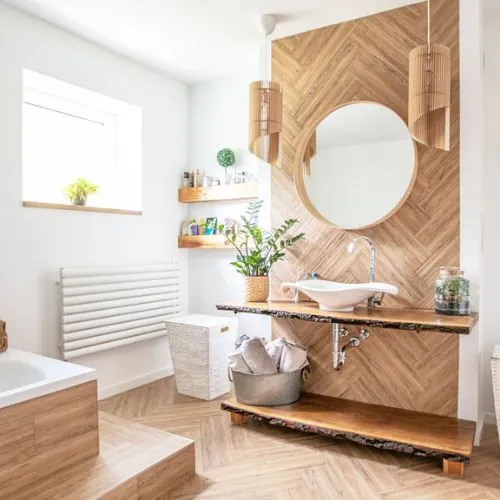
[22,201,142,216]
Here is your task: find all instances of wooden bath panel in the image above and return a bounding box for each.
[0,381,99,494]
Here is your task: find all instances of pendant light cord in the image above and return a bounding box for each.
[264,33,269,82]
[427,0,431,48]
[426,0,431,61]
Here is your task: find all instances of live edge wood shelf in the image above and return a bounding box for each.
[218,301,478,474]
[178,182,258,203]
[216,301,478,335]
[222,394,476,476]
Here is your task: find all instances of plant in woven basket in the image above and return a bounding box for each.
[218,200,305,277]
[65,177,99,206]
[216,148,236,169]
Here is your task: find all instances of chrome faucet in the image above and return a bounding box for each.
[294,269,318,303]
[347,237,382,308]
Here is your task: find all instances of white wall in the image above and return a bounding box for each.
[187,75,271,340]
[479,0,500,420]
[0,4,189,397]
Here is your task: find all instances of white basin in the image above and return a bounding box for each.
[281,279,398,312]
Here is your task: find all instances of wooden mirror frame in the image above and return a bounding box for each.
[293,100,419,230]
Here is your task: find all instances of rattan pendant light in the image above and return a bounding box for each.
[408,0,451,151]
[248,15,283,166]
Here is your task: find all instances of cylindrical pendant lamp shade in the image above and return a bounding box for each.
[408,43,451,151]
[249,80,282,166]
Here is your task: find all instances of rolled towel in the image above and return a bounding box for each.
[228,352,252,374]
[265,337,287,371]
[279,341,308,373]
[240,337,278,375]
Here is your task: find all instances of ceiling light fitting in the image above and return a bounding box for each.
[248,14,283,166]
[408,0,451,151]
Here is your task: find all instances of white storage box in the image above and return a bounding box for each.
[166,314,238,400]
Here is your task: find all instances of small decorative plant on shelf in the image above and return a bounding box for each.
[434,267,470,316]
[217,148,236,169]
[218,200,305,302]
[65,178,99,206]
[217,148,236,184]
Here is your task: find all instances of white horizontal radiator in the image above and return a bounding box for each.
[60,263,181,360]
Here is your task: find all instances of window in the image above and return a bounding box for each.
[22,70,142,212]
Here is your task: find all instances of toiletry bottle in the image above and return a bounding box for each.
[198,218,206,235]
[182,172,191,188]
[181,220,190,236]
[192,170,198,188]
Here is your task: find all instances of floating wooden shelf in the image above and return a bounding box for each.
[222,393,475,475]
[178,235,232,249]
[178,183,259,203]
[216,301,478,335]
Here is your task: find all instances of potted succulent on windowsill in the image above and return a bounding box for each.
[219,201,305,302]
[65,177,99,206]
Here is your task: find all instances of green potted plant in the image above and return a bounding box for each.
[65,178,99,206]
[217,148,236,184]
[219,201,305,302]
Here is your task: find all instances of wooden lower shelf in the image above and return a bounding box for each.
[222,393,475,474]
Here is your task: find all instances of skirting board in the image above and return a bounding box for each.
[98,367,174,400]
[483,412,496,424]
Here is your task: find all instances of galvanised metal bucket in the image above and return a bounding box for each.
[230,368,304,406]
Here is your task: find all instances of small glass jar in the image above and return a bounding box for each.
[434,267,470,316]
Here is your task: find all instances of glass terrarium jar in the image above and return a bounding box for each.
[434,267,470,316]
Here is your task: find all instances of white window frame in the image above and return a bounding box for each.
[22,69,142,213]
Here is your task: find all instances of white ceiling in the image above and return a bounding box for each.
[4,0,420,84]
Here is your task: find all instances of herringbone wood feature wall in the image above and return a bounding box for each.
[271,0,460,417]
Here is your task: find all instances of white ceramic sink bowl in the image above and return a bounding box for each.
[281,279,398,312]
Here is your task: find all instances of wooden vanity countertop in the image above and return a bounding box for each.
[216,301,478,335]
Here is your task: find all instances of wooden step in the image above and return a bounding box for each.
[222,393,476,475]
[10,412,195,500]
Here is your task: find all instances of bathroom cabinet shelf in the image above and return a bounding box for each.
[216,301,479,335]
[178,182,259,203]
[222,393,476,475]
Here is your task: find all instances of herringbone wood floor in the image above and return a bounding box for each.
[100,378,500,500]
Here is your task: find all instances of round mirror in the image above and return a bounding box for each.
[298,102,417,230]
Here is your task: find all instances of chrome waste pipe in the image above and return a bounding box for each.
[332,324,370,370]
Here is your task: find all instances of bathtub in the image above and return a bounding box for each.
[0,348,96,409]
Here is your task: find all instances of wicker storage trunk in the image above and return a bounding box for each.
[166,315,238,401]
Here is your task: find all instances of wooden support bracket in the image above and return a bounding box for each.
[230,413,248,426]
[443,459,465,476]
